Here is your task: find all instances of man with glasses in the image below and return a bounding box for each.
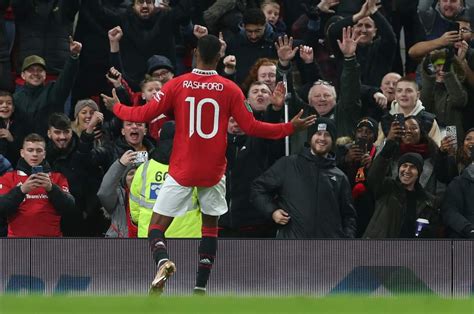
[147,55,175,85]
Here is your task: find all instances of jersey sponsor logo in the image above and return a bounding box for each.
[25,194,49,200]
[182,80,224,91]
[149,183,162,200]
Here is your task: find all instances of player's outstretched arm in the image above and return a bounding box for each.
[290,110,317,132]
[101,88,166,123]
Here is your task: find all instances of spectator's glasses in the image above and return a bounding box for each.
[153,69,170,78]
[313,80,333,86]
[460,27,474,34]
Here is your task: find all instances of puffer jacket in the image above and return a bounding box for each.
[251,148,357,239]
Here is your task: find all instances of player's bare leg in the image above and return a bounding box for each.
[194,213,219,295]
[148,212,175,296]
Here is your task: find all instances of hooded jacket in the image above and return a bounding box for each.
[441,163,474,238]
[251,148,357,239]
[377,99,442,146]
[0,158,75,237]
[97,160,138,238]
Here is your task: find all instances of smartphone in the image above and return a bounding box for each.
[31,165,43,174]
[393,113,405,129]
[447,21,460,33]
[446,125,458,149]
[135,151,148,164]
[470,146,474,160]
[355,138,368,154]
[0,118,6,129]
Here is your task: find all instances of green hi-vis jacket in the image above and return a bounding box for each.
[130,159,202,238]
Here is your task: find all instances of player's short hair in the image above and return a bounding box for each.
[48,113,72,130]
[197,35,222,65]
[23,133,46,146]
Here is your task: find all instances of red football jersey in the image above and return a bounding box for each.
[114,69,294,187]
[0,170,70,237]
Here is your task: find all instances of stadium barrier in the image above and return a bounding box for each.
[1,239,472,296]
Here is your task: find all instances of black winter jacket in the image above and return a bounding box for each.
[12,0,79,75]
[251,148,357,238]
[441,163,474,238]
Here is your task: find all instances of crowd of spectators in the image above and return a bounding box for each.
[0,0,473,239]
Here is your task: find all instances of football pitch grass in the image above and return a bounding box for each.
[0,295,473,314]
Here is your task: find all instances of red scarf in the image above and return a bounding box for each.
[352,145,376,200]
[399,143,430,158]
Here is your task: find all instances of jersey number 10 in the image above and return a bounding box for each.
[186,96,220,139]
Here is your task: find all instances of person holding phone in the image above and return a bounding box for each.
[337,117,378,237]
[420,48,468,146]
[380,116,447,198]
[376,77,442,147]
[0,133,75,237]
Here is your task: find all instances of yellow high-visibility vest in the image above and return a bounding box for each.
[129,159,201,238]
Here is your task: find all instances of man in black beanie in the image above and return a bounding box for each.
[363,144,440,238]
[251,117,357,239]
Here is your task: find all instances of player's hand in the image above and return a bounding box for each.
[272,209,290,225]
[101,88,120,112]
[290,110,317,132]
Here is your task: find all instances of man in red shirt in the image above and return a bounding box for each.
[103,34,316,295]
[0,133,75,237]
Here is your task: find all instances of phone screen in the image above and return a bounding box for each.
[31,166,43,174]
[393,114,405,128]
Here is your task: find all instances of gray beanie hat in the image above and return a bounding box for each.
[74,99,99,118]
